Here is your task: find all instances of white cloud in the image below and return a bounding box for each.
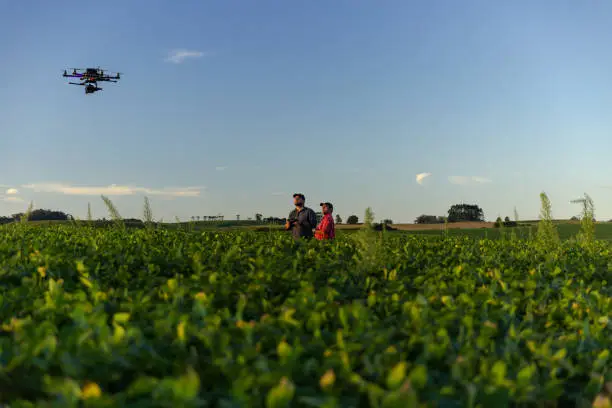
[471,176,492,184]
[448,176,469,185]
[0,188,23,203]
[416,172,432,185]
[215,166,227,171]
[165,49,207,64]
[2,196,23,203]
[448,176,492,185]
[22,183,203,198]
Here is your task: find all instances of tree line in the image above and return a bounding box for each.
[0,208,380,226]
[0,209,73,224]
[0,204,487,226]
[415,204,485,224]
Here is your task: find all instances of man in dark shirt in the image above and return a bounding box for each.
[285,193,317,240]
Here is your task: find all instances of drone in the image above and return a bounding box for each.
[62,67,122,94]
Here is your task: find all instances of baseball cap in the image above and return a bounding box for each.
[320,202,333,211]
[293,193,305,199]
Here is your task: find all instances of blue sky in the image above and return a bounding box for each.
[2,0,612,222]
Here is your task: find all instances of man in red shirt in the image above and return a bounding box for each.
[315,202,335,240]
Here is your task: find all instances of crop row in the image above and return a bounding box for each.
[0,224,611,407]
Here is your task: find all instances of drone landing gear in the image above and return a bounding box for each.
[69,82,101,93]
[85,85,102,94]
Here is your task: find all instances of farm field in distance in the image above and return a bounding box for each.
[2,211,612,407]
[187,220,612,242]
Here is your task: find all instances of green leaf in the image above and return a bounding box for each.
[386,362,407,390]
[552,348,567,361]
[491,361,506,385]
[277,340,293,359]
[266,377,295,408]
[381,381,419,408]
[236,293,247,321]
[517,366,534,385]
[167,279,178,291]
[43,376,82,403]
[80,276,93,289]
[127,377,159,397]
[113,313,131,324]
[595,349,610,370]
[173,367,200,401]
[408,365,427,389]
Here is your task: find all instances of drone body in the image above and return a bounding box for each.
[62,67,121,94]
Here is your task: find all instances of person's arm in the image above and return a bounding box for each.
[309,210,317,231]
[285,211,294,230]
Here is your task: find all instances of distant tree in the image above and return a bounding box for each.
[196,216,200,221]
[382,219,393,225]
[347,215,359,225]
[494,216,503,228]
[0,216,13,225]
[447,204,484,223]
[255,213,263,222]
[373,222,397,231]
[27,209,71,222]
[504,216,517,227]
[495,215,517,228]
[236,215,240,221]
[9,209,72,222]
[415,214,445,224]
[335,214,343,224]
[263,216,286,225]
[123,218,144,227]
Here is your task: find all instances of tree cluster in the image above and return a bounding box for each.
[10,209,72,222]
[415,204,485,224]
[447,204,484,223]
[372,222,396,231]
[346,215,359,225]
[494,216,518,228]
[262,217,287,225]
[415,215,446,224]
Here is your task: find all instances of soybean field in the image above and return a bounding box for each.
[1,217,612,407]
